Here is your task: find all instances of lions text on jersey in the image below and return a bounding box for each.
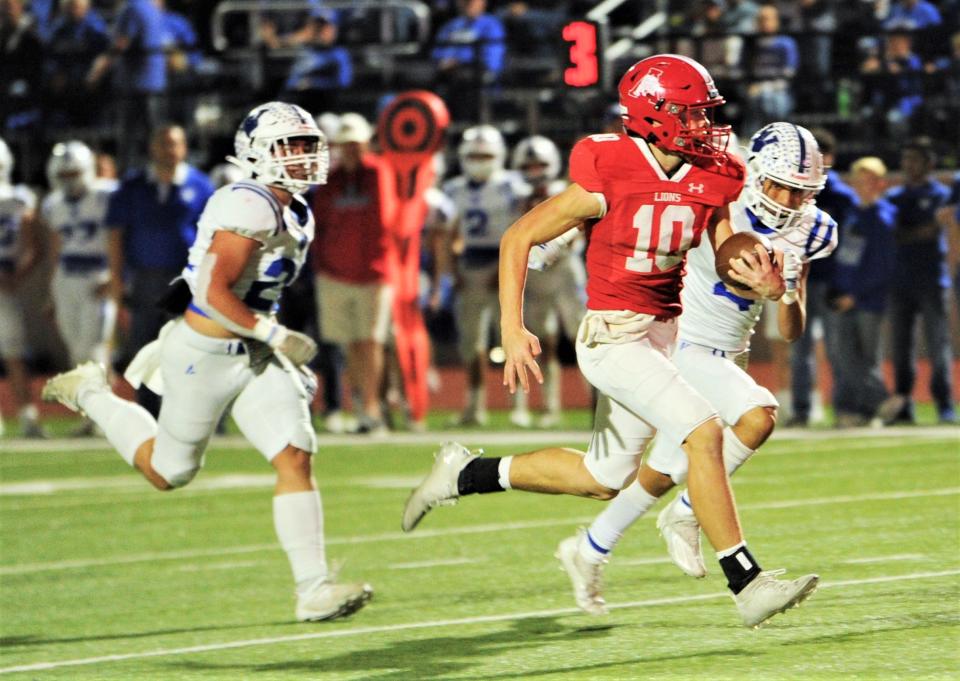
[442,169,529,267]
[680,199,837,353]
[182,179,313,314]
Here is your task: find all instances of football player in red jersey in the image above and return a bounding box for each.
[401,55,818,628]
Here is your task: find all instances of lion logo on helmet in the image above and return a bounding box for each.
[629,67,665,100]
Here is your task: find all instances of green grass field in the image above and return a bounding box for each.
[1,423,958,679]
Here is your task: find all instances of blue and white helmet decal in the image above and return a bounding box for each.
[744,122,826,231]
[228,102,329,193]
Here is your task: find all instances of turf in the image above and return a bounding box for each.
[0,426,958,679]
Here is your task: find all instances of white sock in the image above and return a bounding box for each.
[498,456,513,490]
[544,358,561,415]
[680,427,755,511]
[18,403,39,423]
[512,388,528,413]
[580,481,659,564]
[80,390,157,466]
[273,490,328,594]
[716,540,746,559]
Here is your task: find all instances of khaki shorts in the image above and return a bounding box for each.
[316,274,393,345]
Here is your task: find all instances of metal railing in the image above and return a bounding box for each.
[211,0,431,54]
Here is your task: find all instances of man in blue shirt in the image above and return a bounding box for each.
[742,4,799,136]
[884,0,942,29]
[829,157,898,427]
[789,128,859,426]
[884,137,955,424]
[106,125,213,414]
[45,0,110,126]
[432,0,505,119]
[87,0,168,168]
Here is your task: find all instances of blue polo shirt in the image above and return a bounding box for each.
[106,164,214,271]
[432,14,506,76]
[113,0,167,93]
[885,178,951,288]
[832,199,898,313]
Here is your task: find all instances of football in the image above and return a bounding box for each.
[715,231,774,291]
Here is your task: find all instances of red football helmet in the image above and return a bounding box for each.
[617,54,731,162]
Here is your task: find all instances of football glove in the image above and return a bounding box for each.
[253,318,318,366]
[781,250,802,305]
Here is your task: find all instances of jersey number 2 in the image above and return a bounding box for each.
[626,205,696,273]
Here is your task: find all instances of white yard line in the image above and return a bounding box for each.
[2,437,954,500]
[1,425,957,454]
[388,557,476,570]
[842,553,927,565]
[1,568,958,676]
[1,487,957,577]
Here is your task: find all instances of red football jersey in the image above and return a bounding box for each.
[569,133,744,317]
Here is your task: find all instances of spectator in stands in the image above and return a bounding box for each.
[741,4,798,136]
[795,0,837,109]
[884,137,956,424]
[310,113,397,436]
[828,157,897,428]
[883,0,942,29]
[722,0,760,34]
[688,0,744,80]
[0,0,43,132]
[498,1,561,60]
[87,0,168,169]
[44,0,110,127]
[788,128,858,427]
[860,30,924,138]
[263,10,351,112]
[106,125,213,416]
[432,0,506,118]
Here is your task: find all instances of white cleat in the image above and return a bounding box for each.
[509,408,533,428]
[537,412,561,429]
[656,495,707,578]
[296,580,373,622]
[41,362,107,414]
[734,569,819,628]
[449,409,488,427]
[555,531,608,616]
[401,442,477,532]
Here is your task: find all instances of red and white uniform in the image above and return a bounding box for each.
[569,133,744,490]
[571,133,743,317]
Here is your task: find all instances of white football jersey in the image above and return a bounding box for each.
[182,180,313,315]
[679,200,837,353]
[443,169,529,264]
[424,186,456,232]
[42,186,113,273]
[0,184,36,271]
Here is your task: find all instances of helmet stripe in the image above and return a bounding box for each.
[792,124,806,173]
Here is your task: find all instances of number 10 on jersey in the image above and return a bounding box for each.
[626,204,696,273]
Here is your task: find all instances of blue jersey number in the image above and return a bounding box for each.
[712,281,755,311]
[59,220,99,241]
[464,209,489,238]
[243,257,298,312]
[0,215,16,248]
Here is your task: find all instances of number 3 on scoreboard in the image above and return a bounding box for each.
[626,205,696,273]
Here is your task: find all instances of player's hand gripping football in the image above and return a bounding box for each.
[727,244,787,300]
[502,326,543,394]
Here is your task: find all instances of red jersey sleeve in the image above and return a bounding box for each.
[568,137,605,193]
